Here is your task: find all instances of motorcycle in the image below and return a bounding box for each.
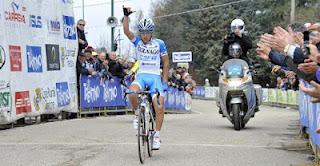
[216,43,262,130]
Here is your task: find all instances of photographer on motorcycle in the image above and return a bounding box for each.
[222,19,253,65]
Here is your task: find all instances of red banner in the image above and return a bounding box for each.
[9,45,22,71]
[15,91,31,114]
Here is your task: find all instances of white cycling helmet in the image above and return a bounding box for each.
[231,18,245,34]
[138,18,155,33]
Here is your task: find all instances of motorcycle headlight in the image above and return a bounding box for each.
[223,76,251,87]
[228,79,242,87]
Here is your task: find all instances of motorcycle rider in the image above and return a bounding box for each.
[220,19,260,113]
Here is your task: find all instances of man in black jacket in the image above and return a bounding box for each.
[108,51,125,79]
[222,18,252,64]
[77,19,88,56]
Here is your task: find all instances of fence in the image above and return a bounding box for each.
[192,86,299,107]
[79,75,192,116]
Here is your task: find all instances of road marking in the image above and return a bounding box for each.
[0,142,281,148]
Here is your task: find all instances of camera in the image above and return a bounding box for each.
[303,31,310,57]
[226,33,236,43]
[293,30,312,64]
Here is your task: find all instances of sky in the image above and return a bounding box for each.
[73,0,156,58]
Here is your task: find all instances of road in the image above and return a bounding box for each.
[0,99,311,166]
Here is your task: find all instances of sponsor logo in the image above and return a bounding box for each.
[15,91,31,114]
[26,45,42,72]
[137,45,160,55]
[9,45,22,71]
[61,47,76,68]
[0,91,10,111]
[0,45,6,70]
[30,15,42,28]
[48,19,60,33]
[56,82,70,107]
[102,81,117,102]
[42,87,56,110]
[45,44,60,71]
[0,81,10,89]
[5,1,26,23]
[185,93,192,111]
[83,79,100,103]
[33,88,43,112]
[63,15,76,40]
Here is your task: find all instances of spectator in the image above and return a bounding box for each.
[256,22,320,102]
[204,78,211,87]
[76,52,96,78]
[108,52,125,79]
[77,19,88,56]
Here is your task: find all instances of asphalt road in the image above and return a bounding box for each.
[0,99,311,166]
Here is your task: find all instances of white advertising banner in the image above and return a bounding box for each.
[0,0,78,124]
[172,51,192,63]
[204,87,216,99]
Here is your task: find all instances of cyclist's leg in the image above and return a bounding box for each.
[149,75,164,131]
[130,75,146,129]
[148,75,164,149]
[129,74,145,110]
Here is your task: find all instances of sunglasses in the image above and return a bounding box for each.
[139,31,152,35]
[78,24,85,26]
[231,26,244,30]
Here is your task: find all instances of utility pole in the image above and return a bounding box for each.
[111,0,115,51]
[290,0,295,24]
[82,0,85,19]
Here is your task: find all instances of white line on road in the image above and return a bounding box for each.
[0,142,281,148]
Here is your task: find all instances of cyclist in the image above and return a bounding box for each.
[123,6,169,150]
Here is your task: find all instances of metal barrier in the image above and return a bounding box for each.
[299,81,320,163]
[193,86,299,107]
[79,75,192,116]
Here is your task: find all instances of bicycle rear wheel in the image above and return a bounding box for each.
[138,110,146,163]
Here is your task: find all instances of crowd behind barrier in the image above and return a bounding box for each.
[299,81,320,155]
[79,75,192,114]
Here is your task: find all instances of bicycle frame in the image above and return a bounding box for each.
[124,89,158,163]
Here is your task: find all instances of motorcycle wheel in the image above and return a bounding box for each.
[232,104,241,131]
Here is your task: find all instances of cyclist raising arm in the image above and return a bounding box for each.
[123,6,169,150]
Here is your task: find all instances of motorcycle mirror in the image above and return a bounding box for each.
[209,66,221,73]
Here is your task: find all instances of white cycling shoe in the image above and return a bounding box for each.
[133,116,138,130]
[152,132,161,150]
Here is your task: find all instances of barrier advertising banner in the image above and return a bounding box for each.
[0,0,78,124]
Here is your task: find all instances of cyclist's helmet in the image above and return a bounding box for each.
[231,18,245,34]
[138,18,155,33]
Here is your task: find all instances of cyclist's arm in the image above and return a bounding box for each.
[123,16,134,40]
[161,54,169,82]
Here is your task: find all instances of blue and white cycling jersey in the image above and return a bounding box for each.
[131,36,167,75]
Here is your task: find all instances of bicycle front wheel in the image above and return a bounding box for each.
[138,110,146,163]
[147,110,154,157]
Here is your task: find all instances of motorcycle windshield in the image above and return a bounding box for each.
[222,59,248,78]
[227,64,243,78]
